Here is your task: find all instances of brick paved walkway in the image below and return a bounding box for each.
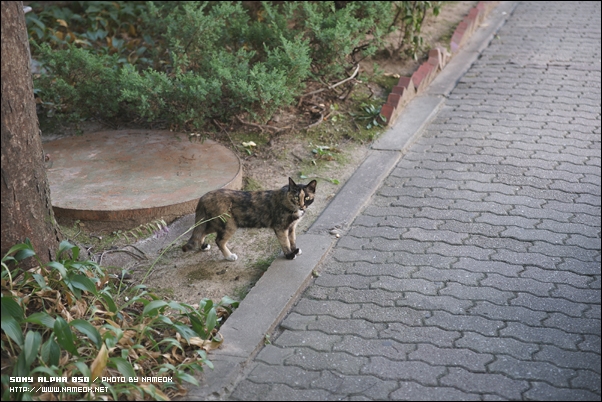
[229,2,601,400]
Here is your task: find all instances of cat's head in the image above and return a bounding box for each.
[287,177,317,211]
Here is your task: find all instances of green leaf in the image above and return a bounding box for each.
[142,300,168,316]
[1,314,24,347]
[24,331,42,367]
[57,240,76,260]
[32,273,49,289]
[25,312,55,329]
[100,292,118,313]
[205,308,217,333]
[53,317,79,356]
[40,337,60,366]
[70,319,102,348]
[172,323,198,344]
[109,357,136,379]
[1,296,24,322]
[69,274,97,295]
[47,261,68,278]
[175,372,199,386]
[14,248,36,262]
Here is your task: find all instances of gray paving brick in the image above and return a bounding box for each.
[535,345,602,372]
[464,234,530,253]
[412,266,484,286]
[274,330,341,352]
[481,273,554,296]
[469,300,547,326]
[370,277,442,295]
[543,312,601,335]
[500,322,582,350]
[360,357,445,385]
[264,383,334,401]
[396,292,473,315]
[551,284,602,304]
[571,370,602,394]
[306,316,382,337]
[312,273,373,290]
[438,221,504,237]
[285,348,369,375]
[382,323,461,348]
[529,241,600,261]
[344,262,416,279]
[246,363,321,387]
[345,225,405,240]
[491,248,561,269]
[389,382,481,401]
[509,204,573,222]
[324,287,398,307]
[316,374,399,400]
[488,354,576,386]
[402,228,468,244]
[520,266,593,288]
[426,243,494,260]
[423,311,504,337]
[475,212,540,228]
[511,292,588,317]
[390,252,457,269]
[439,281,514,305]
[455,331,539,360]
[524,381,600,401]
[408,343,493,372]
[440,367,529,400]
[367,238,432,254]
[254,344,295,365]
[352,304,428,325]
[332,335,414,359]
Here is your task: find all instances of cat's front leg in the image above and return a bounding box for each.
[275,229,296,260]
[288,221,301,256]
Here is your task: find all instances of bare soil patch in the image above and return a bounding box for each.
[47,1,480,306]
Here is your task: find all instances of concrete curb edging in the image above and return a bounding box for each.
[186,2,518,400]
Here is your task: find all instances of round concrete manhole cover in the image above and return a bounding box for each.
[44,130,242,229]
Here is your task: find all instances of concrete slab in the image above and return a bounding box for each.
[44,129,242,229]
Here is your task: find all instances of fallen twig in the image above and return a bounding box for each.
[236,116,291,133]
[298,64,360,106]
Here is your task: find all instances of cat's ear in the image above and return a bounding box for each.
[288,177,298,189]
[306,180,317,193]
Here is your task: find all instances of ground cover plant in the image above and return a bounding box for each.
[1,239,238,400]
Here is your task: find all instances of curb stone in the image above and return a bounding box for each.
[184,2,518,400]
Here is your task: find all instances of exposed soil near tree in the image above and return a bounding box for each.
[44,1,480,306]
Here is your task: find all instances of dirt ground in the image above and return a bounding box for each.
[45,2,480,306]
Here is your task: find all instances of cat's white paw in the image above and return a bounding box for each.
[297,248,302,255]
[201,244,211,251]
[226,253,238,261]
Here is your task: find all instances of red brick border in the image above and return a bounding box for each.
[380,1,494,127]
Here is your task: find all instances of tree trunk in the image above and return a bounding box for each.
[1,1,62,264]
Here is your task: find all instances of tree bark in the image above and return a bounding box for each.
[1,1,62,264]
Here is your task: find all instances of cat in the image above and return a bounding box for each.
[182,177,317,261]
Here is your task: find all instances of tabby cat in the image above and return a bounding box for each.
[182,177,317,261]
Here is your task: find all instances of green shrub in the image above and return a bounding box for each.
[28,1,440,130]
[1,239,238,401]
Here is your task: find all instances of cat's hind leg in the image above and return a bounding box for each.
[216,226,238,261]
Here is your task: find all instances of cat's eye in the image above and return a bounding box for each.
[305,197,311,201]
